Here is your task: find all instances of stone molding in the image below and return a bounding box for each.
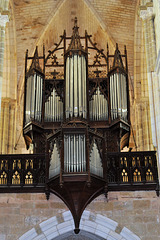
[18,210,141,240]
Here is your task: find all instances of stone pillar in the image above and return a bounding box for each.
[0,97,17,154]
[140,0,160,181]
[139,2,157,145]
[8,100,16,153]
[0,6,9,113]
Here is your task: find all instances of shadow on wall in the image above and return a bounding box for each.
[18,210,140,240]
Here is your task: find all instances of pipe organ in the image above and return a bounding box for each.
[23,17,130,233]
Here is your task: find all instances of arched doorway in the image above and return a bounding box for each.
[53,230,104,240]
[19,210,141,240]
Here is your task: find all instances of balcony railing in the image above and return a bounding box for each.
[0,151,159,194]
[107,151,159,193]
[0,154,46,193]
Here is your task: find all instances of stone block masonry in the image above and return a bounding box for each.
[0,191,159,239]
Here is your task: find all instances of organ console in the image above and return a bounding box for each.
[23,17,130,233]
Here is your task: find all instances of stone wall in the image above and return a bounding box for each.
[0,191,159,240]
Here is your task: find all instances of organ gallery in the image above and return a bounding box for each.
[0,17,158,234]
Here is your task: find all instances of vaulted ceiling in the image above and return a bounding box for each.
[10,0,138,83]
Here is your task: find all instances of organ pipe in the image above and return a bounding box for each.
[64,134,86,173]
[44,88,63,122]
[90,141,103,178]
[49,142,60,178]
[65,54,87,119]
[110,72,127,121]
[89,87,108,121]
[25,73,43,124]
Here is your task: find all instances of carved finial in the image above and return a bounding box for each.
[67,17,83,52]
[112,43,124,69]
[74,16,78,27]
[28,46,43,74]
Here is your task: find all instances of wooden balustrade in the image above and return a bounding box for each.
[0,151,158,194]
[107,151,159,193]
[0,154,46,193]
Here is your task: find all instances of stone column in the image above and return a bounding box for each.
[0,97,17,154]
[140,2,157,145]
[0,10,9,112]
[0,98,9,153]
[140,0,160,181]
[8,99,16,153]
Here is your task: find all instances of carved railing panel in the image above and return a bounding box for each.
[107,151,158,189]
[0,154,46,189]
[0,151,158,193]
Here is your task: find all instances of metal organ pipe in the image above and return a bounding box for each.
[66,58,69,119]
[89,87,108,121]
[78,56,82,116]
[64,134,86,173]
[90,141,103,178]
[44,88,63,122]
[25,76,31,123]
[110,73,127,121]
[74,55,78,117]
[49,142,60,178]
[83,56,87,118]
[65,54,87,119]
[25,73,43,124]
[122,74,127,121]
[70,57,73,118]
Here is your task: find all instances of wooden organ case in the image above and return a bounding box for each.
[23,18,130,233]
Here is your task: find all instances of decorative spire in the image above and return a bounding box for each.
[67,17,83,51]
[112,43,124,69]
[28,46,42,74]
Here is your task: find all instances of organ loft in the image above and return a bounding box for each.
[0,17,158,234]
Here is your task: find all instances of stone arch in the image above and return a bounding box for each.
[18,210,140,240]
